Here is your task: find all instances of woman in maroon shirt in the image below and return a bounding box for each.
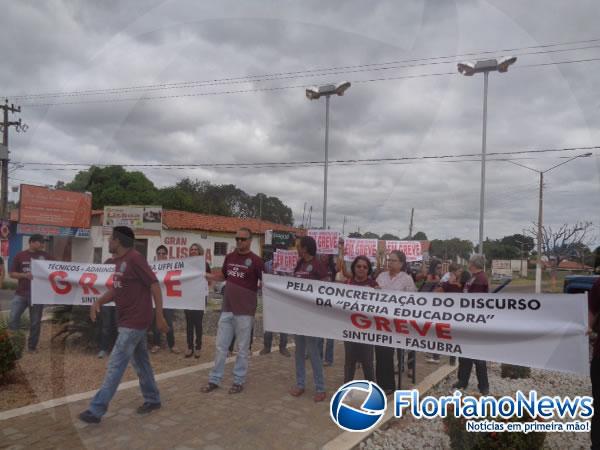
[344,256,378,383]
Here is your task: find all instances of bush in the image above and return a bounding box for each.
[444,404,545,450]
[501,364,531,379]
[2,280,17,290]
[0,328,25,380]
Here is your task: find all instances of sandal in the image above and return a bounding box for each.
[201,382,219,393]
[228,384,244,394]
[289,386,305,397]
[184,349,193,358]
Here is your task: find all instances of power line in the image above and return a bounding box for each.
[10,145,600,170]
[7,42,600,101]
[16,56,600,108]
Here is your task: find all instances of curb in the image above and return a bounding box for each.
[322,363,458,450]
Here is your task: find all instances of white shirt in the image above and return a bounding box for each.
[376,271,416,292]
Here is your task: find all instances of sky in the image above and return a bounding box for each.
[1,0,599,246]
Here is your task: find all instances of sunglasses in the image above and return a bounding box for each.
[235,237,249,242]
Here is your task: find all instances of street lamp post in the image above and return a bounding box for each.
[458,57,517,255]
[306,82,351,229]
[507,153,592,293]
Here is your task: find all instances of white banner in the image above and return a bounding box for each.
[385,240,423,262]
[262,274,588,375]
[273,249,298,274]
[307,230,340,255]
[343,238,378,262]
[103,205,162,232]
[31,257,207,310]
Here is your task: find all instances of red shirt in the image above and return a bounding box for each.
[294,257,328,280]
[347,277,378,288]
[442,282,463,293]
[10,250,53,297]
[111,249,158,330]
[464,271,489,293]
[588,278,600,358]
[222,251,264,316]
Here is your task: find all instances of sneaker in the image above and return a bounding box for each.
[479,388,490,395]
[136,402,161,415]
[79,410,101,424]
[169,347,181,355]
[279,348,291,357]
[452,382,467,390]
[97,350,108,359]
[259,348,271,355]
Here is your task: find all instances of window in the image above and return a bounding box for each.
[93,247,103,264]
[214,242,228,256]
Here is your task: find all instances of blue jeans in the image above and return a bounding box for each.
[209,312,254,386]
[88,327,160,418]
[294,335,325,392]
[318,338,335,364]
[8,295,44,351]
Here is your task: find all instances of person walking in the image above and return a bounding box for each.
[8,234,52,353]
[289,236,329,402]
[79,226,169,423]
[150,245,180,355]
[453,255,490,395]
[374,250,417,393]
[201,228,263,394]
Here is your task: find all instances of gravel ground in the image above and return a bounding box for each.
[361,363,592,450]
[1,310,270,412]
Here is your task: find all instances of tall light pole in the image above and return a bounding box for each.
[306,82,351,229]
[458,57,517,255]
[507,152,592,293]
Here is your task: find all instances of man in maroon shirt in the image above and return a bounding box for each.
[79,226,168,424]
[453,255,490,394]
[588,277,600,449]
[202,227,264,395]
[8,234,52,352]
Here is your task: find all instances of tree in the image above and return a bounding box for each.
[412,231,428,240]
[380,233,400,240]
[500,234,535,255]
[430,238,473,261]
[250,193,294,226]
[482,239,520,260]
[532,221,594,266]
[65,166,158,209]
[363,231,379,239]
[348,232,362,238]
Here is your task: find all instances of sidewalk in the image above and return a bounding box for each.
[1,344,444,450]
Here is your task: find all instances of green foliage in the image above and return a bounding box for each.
[483,239,520,260]
[362,231,379,239]
[430,238,474,261]
[348,232,362,238]
[444,405,545,450]
[412,231,428,240]
[380,233,400,240]
[2,280,17,290]
[500,364,531,379]
[500,234,534,255]
[64,167,294,225]
[0,327,25,380]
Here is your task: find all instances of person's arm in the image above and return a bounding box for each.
[90,289,114,322]
[206,271,225,282]
[151,282,169,333]
[10,271,32,280]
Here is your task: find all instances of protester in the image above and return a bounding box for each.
[440,263,463,293]
[588,276,600,449]
[97,253,118,359]
[420,259,443,364]
[453,255,490,395]
[202,228,263,394]
[318,253,336,366]
[344,256,378,382]
[79,226,168,423]
[0,255,5,287]
[150,245,180,355]
[260,251,290,357]
[290,235,329,402]
[184,243,210,358]
[8,234,52,353]
[375,250,417,393]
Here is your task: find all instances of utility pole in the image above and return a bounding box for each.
[408,208,414,239]
[301,202,307,228]
[342,215,347,236]
[308,206,312,229]
[1,100,26,220]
